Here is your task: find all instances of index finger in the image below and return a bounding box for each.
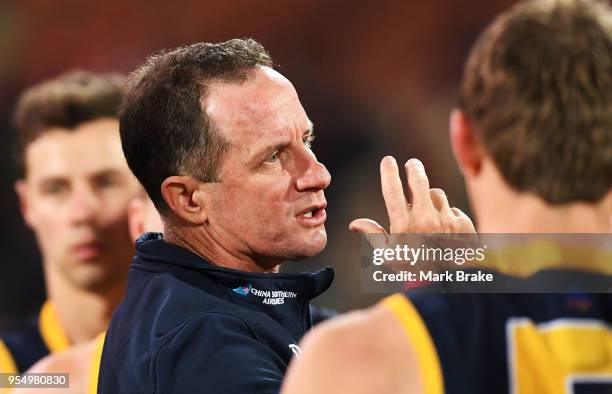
[405,159,434,211]
[380,156,409,225]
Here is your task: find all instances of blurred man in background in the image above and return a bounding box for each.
[0,71,141,378]
[282,0,612,393]
[126,190,164,243]
[12,190,163,394]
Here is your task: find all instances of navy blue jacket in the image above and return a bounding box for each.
[98,233,334,394]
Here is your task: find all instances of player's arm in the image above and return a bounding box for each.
[9,340,95,394]
[282,303,424,394]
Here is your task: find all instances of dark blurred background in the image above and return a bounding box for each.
[0,0,517,330]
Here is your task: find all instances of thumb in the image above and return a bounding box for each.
[349,218,389,249]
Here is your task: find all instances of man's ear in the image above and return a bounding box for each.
[15,180,34,228]
[128,198,146,243]
[160,176,208,225]
[602,189,612,232]
[449,109,484,177]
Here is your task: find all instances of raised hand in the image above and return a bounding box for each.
[350,156,475,242]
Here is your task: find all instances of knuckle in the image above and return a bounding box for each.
[451,207,464,216]
[387,185,404,195]
[411,215,440,230]
[390,222,408,233]
[412,171,427,181]
[430,188,446,198]
[458,217,475,230]
[412,177,429,189]
[441,216,457,231]
[450,219,465,232]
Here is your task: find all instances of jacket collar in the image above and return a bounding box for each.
[132,233,334,339]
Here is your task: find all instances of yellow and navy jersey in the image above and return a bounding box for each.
[87,332,105,394]
[0,303,105,394]
[0,301,70,374]
[382,281,612,394]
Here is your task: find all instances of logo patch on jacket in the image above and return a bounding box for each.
[232,284,252,296]
[232,284,298,305]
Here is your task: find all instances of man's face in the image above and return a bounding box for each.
[203,67,331,267]
[16,118,141,290]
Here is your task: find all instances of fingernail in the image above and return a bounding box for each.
[382,156,396,164]
[408,158,422,167]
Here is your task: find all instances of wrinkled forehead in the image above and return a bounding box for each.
[202,66,308,143]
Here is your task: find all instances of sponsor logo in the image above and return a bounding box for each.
[231,284,298,305]
[232,284,252,296]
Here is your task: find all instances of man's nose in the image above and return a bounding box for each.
[69,186,100,224]
[296,154,331,192]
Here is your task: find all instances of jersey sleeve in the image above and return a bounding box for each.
[0,339,17,374]
[0,339,17,394]
[392,292,513,394]
[154,312,284,394]
[86,332,106,394]
[380,293,444,394]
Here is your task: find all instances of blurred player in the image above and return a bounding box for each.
[0,72,141,379]
[126,190,164,242]
[12,191,163,394]
[282,0,612,393]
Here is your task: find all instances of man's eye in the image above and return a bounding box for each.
[265,151,280,163]
[42,182,68,195]
[95,177,116,189]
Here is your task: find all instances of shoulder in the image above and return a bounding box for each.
[161,311,254,344]
[153,311,259,369]
[282,299,424,394]
[153,312,285,393]
[28,340,95,373]
[101,311,264,392]
[10,340,96,394]
[111,271,248,344]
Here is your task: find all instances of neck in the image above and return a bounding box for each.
[163,222,281,273]
[469,162,611,233]
[477,197,611,233]
[45,266,126,345]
